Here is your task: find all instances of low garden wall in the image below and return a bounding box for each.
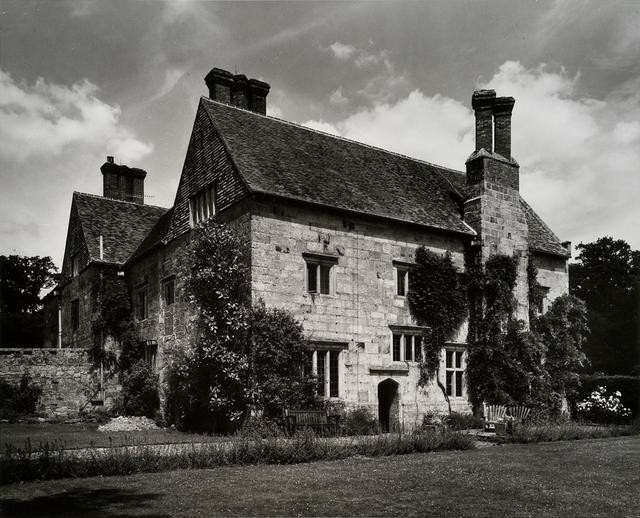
[0,348,118,418]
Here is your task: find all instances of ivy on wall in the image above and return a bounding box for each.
[407,247,467,411]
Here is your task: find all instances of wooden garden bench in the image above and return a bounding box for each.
[483,403,507,432]
[483,403,532,433]
[508,405,531,423]
[284,409,340,436]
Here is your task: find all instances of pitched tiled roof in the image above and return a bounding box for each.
[73,192,168,265]
[129,208,174,262]
[437,169,570,257]
[202,99,474,236]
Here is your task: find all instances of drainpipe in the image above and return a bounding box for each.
[56,290,62,349]
[99,235,104,260]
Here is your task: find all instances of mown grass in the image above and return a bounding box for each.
[0,430,474,484]
[2,436,639,517]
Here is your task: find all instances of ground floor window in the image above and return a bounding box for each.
[391,332,422,362]
[445,349,465,398]
[307,348,341,398]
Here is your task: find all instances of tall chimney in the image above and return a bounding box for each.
[231,74,249,109]
[204,68,270,115]
[100,158,147,204]
[204,68,233,104]
[493,96,515,159]
[471,90,496,152]
[248,78,270,115]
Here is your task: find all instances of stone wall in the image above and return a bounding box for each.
[532,252,569,312]
[0,348,119,417]
[250,200,472,429]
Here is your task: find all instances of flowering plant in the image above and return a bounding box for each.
[576,385,632,423]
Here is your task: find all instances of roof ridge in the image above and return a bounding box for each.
[201,97,467,176]
[73,191,169,211]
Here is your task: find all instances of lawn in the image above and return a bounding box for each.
[0,422,224,452]
[1,435,638,517]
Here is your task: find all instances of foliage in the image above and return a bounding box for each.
[0,374,43,420]
[576,386,632,424]
[527,260,546,323]
[578,375,639,418]
[444,412,484,430]
[340,407,378,436]
[502,421,638,444]
[167,220,318,433]
[534,294,588,400]
[0,429,475,484]
[407,247,467,384]
[0,255,58,347]
[118,360,160,418]
[569,237,639,375]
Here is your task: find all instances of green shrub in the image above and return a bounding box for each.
[0,374,42,419]
[576,386,632,424]
[119,360,159,418]
[236,416,286,439]
[445,412,484,430]
[578,375,639,418]
[503,422,638,444]
[342,407,378,436]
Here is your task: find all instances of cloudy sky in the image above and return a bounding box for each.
[1,0,639,268]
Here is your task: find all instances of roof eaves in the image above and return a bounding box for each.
[253,190,476,238]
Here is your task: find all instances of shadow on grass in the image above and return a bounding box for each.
[0,487,169,518]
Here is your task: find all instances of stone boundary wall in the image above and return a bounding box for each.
[0,348,118,417]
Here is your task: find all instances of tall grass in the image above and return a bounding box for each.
[502,422,639,444]
[1,429,475,485]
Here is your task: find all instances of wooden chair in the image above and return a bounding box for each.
[284,409,340,436]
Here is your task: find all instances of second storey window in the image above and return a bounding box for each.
[163,276,175,306]
[190,184,216,226]
[393,261,413,297]
[135,288,148,320]
[303,253,338,295]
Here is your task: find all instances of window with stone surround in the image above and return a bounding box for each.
[393,261,413,297]
[71,299,80,331]
[143,340,158,370]
[391,330,423,362]
[537,286,550,315]
[135,287,148,321]
[162,276,176,306]
[306,342,346,398]
[303,253,338,295]
[189,184,216,226]
[445,349,465,398]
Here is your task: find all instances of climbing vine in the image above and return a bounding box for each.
[407,248,467,389]
[90,272,159,418]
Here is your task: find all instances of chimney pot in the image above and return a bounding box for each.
[248,78,270,115]
[493,96,515,159]
[204,68,234,104]
[231,74,249,109]
[471,90,496,152]
[106,156,114,164]
[204,67,270,115]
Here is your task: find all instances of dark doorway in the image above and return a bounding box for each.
[378,379,400,432]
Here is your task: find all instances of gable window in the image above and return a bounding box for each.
[71,254,80,277]
[306,343,345,398]
[393,261,413,297]
[71,299,80,331]
[135,288,148,320]
[162,276,176,306]
[303,253,338,295]
[391,331,423,362]
[190,184,216,226]
[445,349,465,398]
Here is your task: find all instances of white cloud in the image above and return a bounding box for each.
[329,42,357,61]
[301,61,640,248]
[0,69,153,164]
[329,86,348,106]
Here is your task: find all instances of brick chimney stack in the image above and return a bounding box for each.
[100,157,147,204]
[472,90,496,152]
[204,68,270,115]
[493,96,515,159]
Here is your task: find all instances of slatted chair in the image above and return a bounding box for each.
[482,403,507,432]
[508,405,531,424]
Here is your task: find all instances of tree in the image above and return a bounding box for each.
[166,220,317,433]
[0,255,58,347]
[569,237,639,374]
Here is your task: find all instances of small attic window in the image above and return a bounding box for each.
[190,184,216,226]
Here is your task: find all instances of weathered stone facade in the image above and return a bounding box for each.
[250,200,472,428]
[0,348,119,416]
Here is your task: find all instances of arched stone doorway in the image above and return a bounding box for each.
[378,379,400,432]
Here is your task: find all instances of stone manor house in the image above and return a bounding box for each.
[44,68,570,429]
